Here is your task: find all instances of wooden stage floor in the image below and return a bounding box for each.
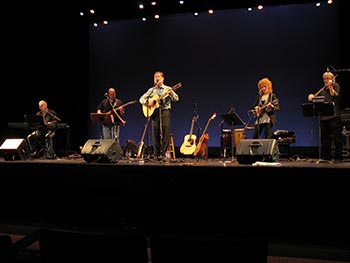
[1,155,350,262]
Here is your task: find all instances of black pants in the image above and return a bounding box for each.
[321,117,343,160]
[253,122,272,139]
[27,129,56,158]
[151,109,171,157]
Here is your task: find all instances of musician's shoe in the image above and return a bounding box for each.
[30,151,39,159]
[45,154,57,160]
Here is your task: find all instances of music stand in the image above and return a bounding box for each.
[220,113,245,162]
[90,113,114,125]
[24,115,44,129]
[302,101,335,164]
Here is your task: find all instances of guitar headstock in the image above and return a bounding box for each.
[210,112,217,120]
[173,82,182,90]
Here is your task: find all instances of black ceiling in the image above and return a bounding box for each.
[81,0,317,21]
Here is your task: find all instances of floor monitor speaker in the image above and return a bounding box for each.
[81,139,123,163]
[236,139,280,164]
[0,138,30,161]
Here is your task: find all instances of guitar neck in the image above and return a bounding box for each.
[194,113,216,156]
[158,83,181,101]
[115,100,136,110]
[200,120,211,139]
[260,99,278,110]
[188,117,197,138]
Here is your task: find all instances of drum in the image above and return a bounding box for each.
[234,128,246,148]
[220,129,232,149]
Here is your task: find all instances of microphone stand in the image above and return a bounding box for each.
[159,106,163,159]
[145,96,153,159]
[106,96,125,142]
[255,93,262,139]
[192,100,202,139]
[228,106,235,162]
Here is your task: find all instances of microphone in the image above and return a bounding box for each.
[259,88,265,95]
[104,93,108,97]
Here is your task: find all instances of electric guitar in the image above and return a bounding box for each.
[142,82,182,117]
[180,116,198,155]
[193,113,216,157]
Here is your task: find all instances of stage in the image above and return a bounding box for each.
[1,153,350,261]
[1,154,349,233]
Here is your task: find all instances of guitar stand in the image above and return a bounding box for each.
[138,118,155,162]
[194,151,208,162]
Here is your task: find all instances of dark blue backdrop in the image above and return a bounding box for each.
[88,2,346,147]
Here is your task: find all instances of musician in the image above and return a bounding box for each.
[139,71,179,161]
[252,77,279,139]
[97,87,125,143]
[308,71,342,162]
[27,100,59,159]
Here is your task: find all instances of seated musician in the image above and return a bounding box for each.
[27,100,60,159]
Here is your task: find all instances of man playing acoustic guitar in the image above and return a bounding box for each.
[139,71,180,161]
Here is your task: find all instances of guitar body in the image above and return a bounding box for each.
[180,134,197,155]
[142,82,182,117]
[142,94,160,118]
[180,116,198,155]
[193,113,216,157]
[193,133,208,156]
[254,99,278,118]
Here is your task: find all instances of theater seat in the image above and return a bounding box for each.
[39,228,149,263]
[150,234,268,263]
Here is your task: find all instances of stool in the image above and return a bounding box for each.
[168,133,176,160]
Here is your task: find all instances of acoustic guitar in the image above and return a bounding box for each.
[180,116,198,155]
[254,99,278,117]
[193,113,216,157]
[142,82,182,117]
